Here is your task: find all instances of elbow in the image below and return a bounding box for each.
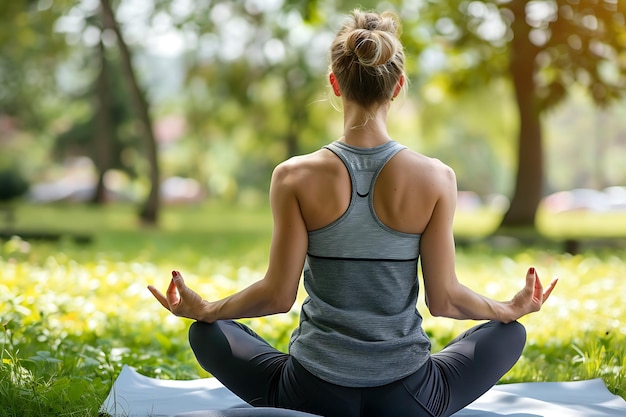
[425,281,465,319]
[268,288,296,315]
[273,295,295,314]
[428,302,453,318]
[258,279,296,315]
[426,295,460,319]
[276,303,294,314]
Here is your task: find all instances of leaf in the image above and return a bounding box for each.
[155,332,173,350]
[66,378,88,402]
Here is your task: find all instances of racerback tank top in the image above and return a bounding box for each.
[289,140,431,388]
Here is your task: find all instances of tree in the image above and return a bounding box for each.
[160,0,336,194]
[404,0,626,231]
[53,43,142,201]
[100,0,160,224]
[92,34,114,204]
[0,1,71,129]
[0,1,162,223]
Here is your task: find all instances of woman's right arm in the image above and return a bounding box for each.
[419,162,557,323]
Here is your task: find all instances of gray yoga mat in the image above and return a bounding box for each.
[101,365,626,417]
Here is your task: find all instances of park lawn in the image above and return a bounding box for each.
[0,202,625,416]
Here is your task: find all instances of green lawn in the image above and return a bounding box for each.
[1,202,625,416]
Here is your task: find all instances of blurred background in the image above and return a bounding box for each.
[1,0,625,236]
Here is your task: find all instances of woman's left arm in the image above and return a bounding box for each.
[148,162,309,322]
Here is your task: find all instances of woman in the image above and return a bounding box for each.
[149,9,557,417]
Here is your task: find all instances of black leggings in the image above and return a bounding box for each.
[189,320,526,417]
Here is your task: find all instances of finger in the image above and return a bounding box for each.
[530,268,544,303]
[526,266,539,289]
[172,270,185,286]
[542,277,558,303]
[533,270,543,293]
[166,278,178,296]
[524,266,536,292]
[172,270,190,296]
[147,285,172,312]
[165,278,181,306]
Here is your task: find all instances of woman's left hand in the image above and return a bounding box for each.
[509,267,558,319]
[148,270,210,321]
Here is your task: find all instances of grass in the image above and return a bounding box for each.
[1,202,625,416]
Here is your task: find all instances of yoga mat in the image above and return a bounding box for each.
[101,365,626,417]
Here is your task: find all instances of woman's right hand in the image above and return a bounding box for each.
[508,267,558,321]
[148,270,212,322]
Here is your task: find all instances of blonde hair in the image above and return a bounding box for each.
[330,10,405,107]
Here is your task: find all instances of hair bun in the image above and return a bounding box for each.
[344,13,399,68]
[329,10,406,106]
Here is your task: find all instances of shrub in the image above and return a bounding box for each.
[0,165,29,202]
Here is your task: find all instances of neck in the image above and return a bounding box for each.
[340,100,392,147]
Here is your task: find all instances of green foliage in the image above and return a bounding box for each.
[509,330,626,399]
[0,0,72,127]
[412,0,626,108]
[418,80,517,196]
[0,165,29,202]
[0,337,108,417]
[2,0,625,213]
[53,53,142,179]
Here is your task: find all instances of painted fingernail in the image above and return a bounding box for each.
[529,267,535,275]
[172,270,177,277]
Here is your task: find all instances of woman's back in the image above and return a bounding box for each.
[288,140,435,388]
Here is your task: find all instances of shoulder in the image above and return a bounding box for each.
[271,148,341,186]
[393,149,456,187]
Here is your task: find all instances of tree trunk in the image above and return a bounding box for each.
[91,38,113,205]
[101,0,160,225]
[498,1,543,231]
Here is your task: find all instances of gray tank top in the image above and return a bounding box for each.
[289,140,431,388]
